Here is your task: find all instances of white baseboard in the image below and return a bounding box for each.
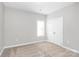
[0,40,46,56]
[4,40,46,49]
[47,40,79,54]
[1,40,79,56]
[0,48,5,56]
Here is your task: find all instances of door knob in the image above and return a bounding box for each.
[53,32,56,35]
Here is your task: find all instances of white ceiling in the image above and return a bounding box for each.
[3,2,74,15]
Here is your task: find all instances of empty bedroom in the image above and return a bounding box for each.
[0,2,79,57]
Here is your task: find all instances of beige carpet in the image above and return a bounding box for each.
[1,41,79,57]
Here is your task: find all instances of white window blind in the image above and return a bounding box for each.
[37,20,45,37]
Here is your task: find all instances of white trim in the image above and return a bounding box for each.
[0,47,5,56]
[47,40,79,54]
[4,40,46,49]
[1,40,79,56]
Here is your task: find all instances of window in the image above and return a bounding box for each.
[37,20,45,37]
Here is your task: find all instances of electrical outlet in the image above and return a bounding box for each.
[53,32,56,34]
[16,38,18,41]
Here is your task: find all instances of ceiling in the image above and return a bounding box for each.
[3,2,75,15]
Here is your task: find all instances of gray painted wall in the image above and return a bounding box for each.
[47,3,79,51]
[1,2,79,52]
[4,7,46,47]
[0,3,4,52]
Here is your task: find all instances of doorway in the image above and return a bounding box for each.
[46,16,63,45]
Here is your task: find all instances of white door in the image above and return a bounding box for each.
[47,17,63,45]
